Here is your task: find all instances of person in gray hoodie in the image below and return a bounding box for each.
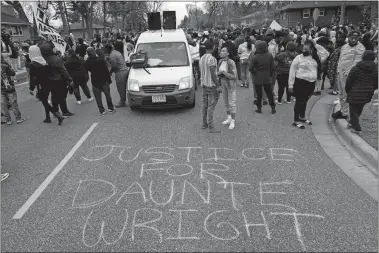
[275,41,298,104]
[249,40,276,114]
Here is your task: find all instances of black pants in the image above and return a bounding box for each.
[349,103,365,131]
[277,73,290,102]
[39,84,59,119]
[293,78,315,121]
[73,82,91,101]
[255,83,275,108]
[50,80,70,114]
[92,84,114,113]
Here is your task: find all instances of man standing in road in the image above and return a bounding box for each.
[332,31,365,120]
[199,40,222,133]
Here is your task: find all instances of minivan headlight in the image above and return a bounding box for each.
[128,79,140,92]
[178,76,191,90]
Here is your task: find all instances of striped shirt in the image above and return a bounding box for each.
[199,53,217,87]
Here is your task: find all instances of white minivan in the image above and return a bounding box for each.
[127,29,195,109]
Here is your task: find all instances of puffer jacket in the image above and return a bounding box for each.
[346,61,378,104]
[337,42,366,75]
[40,43,72,83]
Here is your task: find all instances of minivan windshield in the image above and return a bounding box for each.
[136,42,189,68]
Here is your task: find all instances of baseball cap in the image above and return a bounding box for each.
[349,30,360,37]
[204,31,209,36]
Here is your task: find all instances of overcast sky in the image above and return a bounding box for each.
[47,1,205,28]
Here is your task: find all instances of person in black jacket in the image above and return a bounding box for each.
[345,50,378,134]
[75,38,88,58]
[362,32,374,51]
[40,42,75,117]
[249,40,276,114]
[29,45,64,125]
[64,49,93,105]
[85,47,115,115]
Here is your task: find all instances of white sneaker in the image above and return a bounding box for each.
[333,99,340,105]
[77,100,82,105]
[285,100,291,104]
[88,97,94,102]
[228,120,235,130]
[222,118,232,125]
[275,100,282,105]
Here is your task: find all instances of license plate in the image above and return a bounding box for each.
[152,95,166,103]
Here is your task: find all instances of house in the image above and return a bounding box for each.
[60,22,114,39]
[238,10,278,29]
[277,1,367,28]
[1,4,31,42]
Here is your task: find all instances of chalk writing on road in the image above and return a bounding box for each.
[74,145,324,251]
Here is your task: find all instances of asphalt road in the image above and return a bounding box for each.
[1,79,378,252]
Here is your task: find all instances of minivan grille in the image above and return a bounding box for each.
[142,85,176,93]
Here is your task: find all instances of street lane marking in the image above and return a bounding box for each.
[12,123,98,220]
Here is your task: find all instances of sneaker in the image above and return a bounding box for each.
[6,121,12,125]
[100,111,106,116]
[88,97,94,102]
[228,121,235,130]
[351,129,362,135]
[1,173,9,182]
[285,100,291,104]
[16,118,26,124]
[76,100,82,105]
[222,118,232,125]
[63,112,75,117]
[333,99,340,105]
[329,91,338,95]
[201,124,208,129]
[108,109,116,113]
[275,100,282,105]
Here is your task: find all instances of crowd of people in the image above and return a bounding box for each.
[186,23,378,132]
[1,22,378,179]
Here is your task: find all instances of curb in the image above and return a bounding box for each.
[332,105,378,176]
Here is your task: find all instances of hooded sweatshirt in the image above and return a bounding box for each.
[337,42,366,75]
[249,41,274,85]
[28,45,48,92]
[275,42,297,75]
[65,53,89,85]
[85,48,112,88]
[288,54,318,88]
[40,42,72,84]
[346,56,378,104]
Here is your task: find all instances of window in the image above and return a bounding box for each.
[282,12,287,20]
[319,8,325,16]
[136,42,189,67]
[303,9,310,18]
[10,26,22,36]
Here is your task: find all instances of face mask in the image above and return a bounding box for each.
[302,51,310,56]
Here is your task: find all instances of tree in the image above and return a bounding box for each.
[339,1,346,25]
[57,2,69,35]
[71,1,97,38]
[146,0,163,13]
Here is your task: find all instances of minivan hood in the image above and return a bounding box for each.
[129,66,190,85]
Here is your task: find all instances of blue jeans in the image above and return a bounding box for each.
[202,86,220,128]
[1,92,21,121]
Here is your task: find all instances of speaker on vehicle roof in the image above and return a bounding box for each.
[147,12,161,30]
[163,11,176,29]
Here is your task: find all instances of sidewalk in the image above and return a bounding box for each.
[308,92,378,201]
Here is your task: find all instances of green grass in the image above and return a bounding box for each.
[360,101,378,151]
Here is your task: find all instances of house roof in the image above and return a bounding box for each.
[281,1,369,11]
[62,22,111,31]
[1,13,31,25]
[239,10,276,20]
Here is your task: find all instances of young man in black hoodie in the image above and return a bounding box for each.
[75,38,88,59]
[40,42,75,117]
[345,50,378,134]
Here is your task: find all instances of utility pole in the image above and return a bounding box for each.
[195,1,198,30]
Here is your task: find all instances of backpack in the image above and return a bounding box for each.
[130,50,148,68]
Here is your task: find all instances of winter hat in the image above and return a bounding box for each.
[286,41,297,52]
[362,50,376,61]
[348,30,361,37]
[320,28,327,34]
